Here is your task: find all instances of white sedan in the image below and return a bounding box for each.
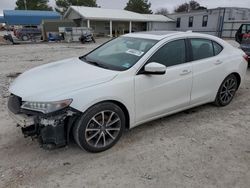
[8,31,248,152]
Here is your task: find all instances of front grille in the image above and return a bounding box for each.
[8,94,22,114]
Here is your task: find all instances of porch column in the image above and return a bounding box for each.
[87,19,90,28]
[110,20,113,38]
[129,21,132,33]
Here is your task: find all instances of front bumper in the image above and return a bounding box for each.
[8,109,34,128]
[7,94,79,149]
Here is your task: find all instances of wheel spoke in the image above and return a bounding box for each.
[101,111,105,125]
[87,130,100,141]
[106,118,120,127]
[95,132,103,147]
[102,133,106,147]
[221,93,226,100]
[86,128,100,132]
[105,130,115,140]
[228,81,236,89]
[106,127,120,131]
[92,117,101,126]
[106,112,115,125]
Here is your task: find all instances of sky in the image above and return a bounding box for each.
[0,0,250,15]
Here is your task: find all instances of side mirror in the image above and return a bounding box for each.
[144,62,166,75]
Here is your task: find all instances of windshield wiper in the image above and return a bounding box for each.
[81,57,109,69]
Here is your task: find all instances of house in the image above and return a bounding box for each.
[168,7,250,38]
[64,6,175,37]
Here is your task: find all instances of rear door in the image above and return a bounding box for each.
[188,38,225,105]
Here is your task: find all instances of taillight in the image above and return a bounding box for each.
[243,54,249,62]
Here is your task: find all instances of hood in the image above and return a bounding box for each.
[9,57,118,101]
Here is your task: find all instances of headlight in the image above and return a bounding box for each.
[21,99,73,114]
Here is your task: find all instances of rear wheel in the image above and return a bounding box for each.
[214,74,238,106]
[22,35,29,41]
[73,102,125,152]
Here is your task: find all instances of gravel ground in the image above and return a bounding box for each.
[0,40,249,188]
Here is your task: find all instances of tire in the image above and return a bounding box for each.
[73,102,125,152]
[22,35,29,41]
[214,74,238,106]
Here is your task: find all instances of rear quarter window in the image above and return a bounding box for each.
[213,41,223,55]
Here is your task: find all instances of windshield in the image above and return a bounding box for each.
[82,37,158,71]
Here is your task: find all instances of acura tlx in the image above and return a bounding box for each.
[8,31,248,152]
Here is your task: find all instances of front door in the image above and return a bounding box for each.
[134,39,193,123]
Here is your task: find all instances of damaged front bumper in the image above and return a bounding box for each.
[7,94,79,149]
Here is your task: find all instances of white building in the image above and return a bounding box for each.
[168,7,250,38]
[64,6,175,37]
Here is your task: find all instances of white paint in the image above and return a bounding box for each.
[129,21,132,33]
[110,20,112,38]
[87,19,90,28]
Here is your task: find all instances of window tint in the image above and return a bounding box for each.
[189,17,193,27]
[176,18,181,28]
[190,39,213,61]
[213,41,223,55]
[148,40,186,67]
[202,15,208,27]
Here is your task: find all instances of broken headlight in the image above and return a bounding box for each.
[21,99,73,114]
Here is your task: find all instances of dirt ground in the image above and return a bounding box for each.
[0,40,249,188]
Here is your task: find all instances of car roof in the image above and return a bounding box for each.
[124,31,220,41]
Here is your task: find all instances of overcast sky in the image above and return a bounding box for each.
[1,0,250,15]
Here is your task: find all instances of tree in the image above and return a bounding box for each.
[124,0,152,14]
[15,0,53,11]
[174,0,206,13]
[55,0,98,14]
[155,8,169,16]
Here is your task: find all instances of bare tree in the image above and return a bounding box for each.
[155,8,169,16]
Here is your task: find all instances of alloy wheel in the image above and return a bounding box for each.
[219,77,237,104]
[85,110,121,149]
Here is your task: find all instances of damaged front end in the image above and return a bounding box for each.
[8,94,79,149]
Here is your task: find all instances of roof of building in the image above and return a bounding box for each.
[169,7,250,15]
[3,10,61,25]
[64,6,174,22]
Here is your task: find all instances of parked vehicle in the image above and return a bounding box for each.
[240,33,250,63]
[235,24,250,43]
[79,32,95,44]
[8,31,248,152]
[14,28,42,41]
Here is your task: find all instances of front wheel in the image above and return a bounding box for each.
[214,74,238,106]
[73,102,125,152]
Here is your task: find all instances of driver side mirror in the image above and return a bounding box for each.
[143,62,166,75]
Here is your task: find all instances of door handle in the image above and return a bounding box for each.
[214,60,223,65]
[180,70,191,76]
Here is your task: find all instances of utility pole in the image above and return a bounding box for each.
[24,0,27,10]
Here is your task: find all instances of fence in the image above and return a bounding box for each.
[221,20,250,39]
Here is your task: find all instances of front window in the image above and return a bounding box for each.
[82,37,158,71]
[148,39,186,67]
